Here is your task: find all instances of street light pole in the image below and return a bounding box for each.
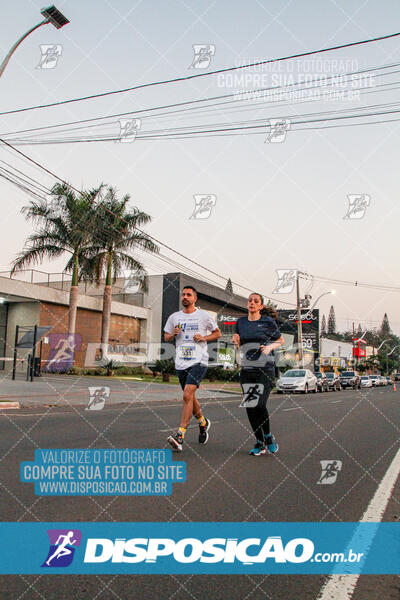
[387,344,400,375]
[0,20,49,78]
[0,5,69,78]
[296,271,303,368]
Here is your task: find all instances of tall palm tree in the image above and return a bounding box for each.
[80,186,159,357]
[11,182,103,339]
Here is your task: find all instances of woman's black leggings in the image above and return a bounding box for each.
[239,368,275,443]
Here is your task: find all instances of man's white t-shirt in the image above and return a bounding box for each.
[164,308,218,370]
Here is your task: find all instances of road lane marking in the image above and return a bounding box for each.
[283,407,302,411]
[330,400,343,404]
[317,446,400,600]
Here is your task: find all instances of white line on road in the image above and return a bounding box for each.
[330,400,343,404]
[283,407,302,411]
[317,446,400,600]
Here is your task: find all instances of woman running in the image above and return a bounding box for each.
[232,293,284,456]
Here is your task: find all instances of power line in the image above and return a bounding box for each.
[2,60,399,140]
[1,31,400,116]
[311,274,400,292]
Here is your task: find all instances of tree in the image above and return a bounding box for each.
[225,278,233,295]
[320,314,327,337]
[11,183,102,339]
[356,323,363,338]
[380,313,391,339]
[82,187,159,357]
[327,305,336,335]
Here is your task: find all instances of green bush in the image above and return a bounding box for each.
[67,366,107,376]
[113,366,145,376]
[153,358,175,374]
[206,366,240,382]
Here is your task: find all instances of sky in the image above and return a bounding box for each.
[1,0,400,334]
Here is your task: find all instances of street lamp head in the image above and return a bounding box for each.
[41,5,70,29]
[330,289,336,295]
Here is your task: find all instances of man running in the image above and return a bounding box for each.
[164,285,221,451]
[45,531,77,566]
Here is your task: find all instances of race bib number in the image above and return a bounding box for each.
[239,383,264,408]
[178,344,196,360]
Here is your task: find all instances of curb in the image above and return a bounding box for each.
[0,402,20,410]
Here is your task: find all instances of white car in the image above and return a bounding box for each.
[369,375,379,386]
[277,369,318,394]
[377,376,387,386]
[360,376,373,388]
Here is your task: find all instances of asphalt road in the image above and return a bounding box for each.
[0,378,399,599]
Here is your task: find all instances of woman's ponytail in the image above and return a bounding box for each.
[252,292,278,320]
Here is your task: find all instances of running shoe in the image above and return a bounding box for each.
[264,433,279,454]
[199,418,211,444]
[167,432,183,452]
[249,441,267,456]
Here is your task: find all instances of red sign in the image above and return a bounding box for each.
[353,347,366,358]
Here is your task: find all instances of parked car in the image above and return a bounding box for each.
[324,372,342,391]
[276,369,318,394]
[339,371,361,389]
[360,375,373,388]
[386,376,392,385]
[369,375,379,386]
[377,376,387,386]
[315,372,329,392]
[394,373,400,382]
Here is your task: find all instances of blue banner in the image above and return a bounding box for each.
[0,523,398,574]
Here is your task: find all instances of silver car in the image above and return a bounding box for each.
[360,376,373,388]
[277,369,318,394]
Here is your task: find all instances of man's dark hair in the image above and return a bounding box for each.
[182,285,197,295]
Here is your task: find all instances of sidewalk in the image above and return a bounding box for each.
[0,374,241,407]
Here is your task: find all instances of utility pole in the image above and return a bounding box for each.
[296,271,303,368]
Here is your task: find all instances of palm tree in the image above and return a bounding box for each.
[81,186,159,357]
[11,182,103,339]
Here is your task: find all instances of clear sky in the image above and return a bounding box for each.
[1,0,400,334]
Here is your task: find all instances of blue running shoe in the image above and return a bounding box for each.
[264,434,278,454]
[249,441,266,456]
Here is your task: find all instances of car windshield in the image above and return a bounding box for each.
[315,373,323,378]
[283,370,306,378]
[341,372,355,377]
[325,373,334,378]
[361,376,369,380]
[369,375,377,379]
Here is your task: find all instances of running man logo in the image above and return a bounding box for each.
[36,45,63,69]
[273,269,296,294]
[240,383,264,407]
[189,195,217,220]
[42,529,82,568]
[189,44,216,69]
[43,334,82,373]
[86,387,110,411]
[265,119,291,143]
[117,119,142,142]
[343,194,370,219]
[317,460,343,485]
